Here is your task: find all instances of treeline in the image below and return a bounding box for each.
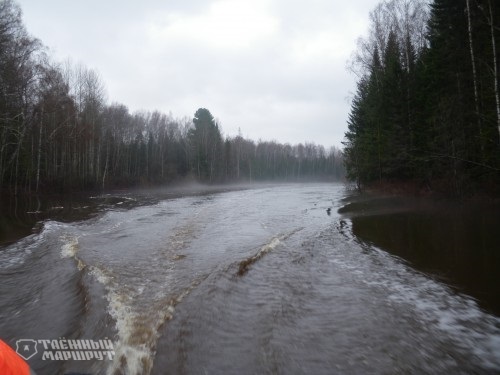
[344,0,500,195]
[0,0,343,194]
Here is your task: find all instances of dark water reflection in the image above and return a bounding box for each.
[0,192,154,247]
[0,193,96,246]
[340,194,500,316]
[0,185,247,247]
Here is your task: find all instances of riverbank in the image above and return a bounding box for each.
[356,178,500,203]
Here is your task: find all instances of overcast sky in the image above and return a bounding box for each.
[16,0,379,148]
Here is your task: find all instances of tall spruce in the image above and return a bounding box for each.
[344,0,500,195]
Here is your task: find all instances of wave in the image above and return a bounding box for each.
[333,220,500,371]
[238,228,303,276]
[365,250,500,370]
[60,235,86,271]
[89,264,207,375]
[0,220,71,270]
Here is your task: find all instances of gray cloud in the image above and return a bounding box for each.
[17,0,379,147]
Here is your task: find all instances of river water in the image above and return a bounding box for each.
[0,183,499,374]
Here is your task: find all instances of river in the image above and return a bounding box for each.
[0,183,499,374]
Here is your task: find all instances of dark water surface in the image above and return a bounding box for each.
[0,184,499,374]
[339,193,500,316]
[0,185,242,246]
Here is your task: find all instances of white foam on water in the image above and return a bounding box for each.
[89,267,150,374]
[256,237,281,258]
[255,228,303,259]
[0,221,69,269]
[59,234,87,271]
[60,235,79,258]
[335,220,500,371]
[91,215,197,362]
[380,268,500,370]
[89,264,205,375]
[238,228,304,275]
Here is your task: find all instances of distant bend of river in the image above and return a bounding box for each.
[0,183,499,375]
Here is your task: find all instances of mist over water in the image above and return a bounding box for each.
[0,183,499,374]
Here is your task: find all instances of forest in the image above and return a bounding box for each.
[0,0,343,194]
[344,0,500,196]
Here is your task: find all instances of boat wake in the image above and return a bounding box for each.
[238,228,303,276]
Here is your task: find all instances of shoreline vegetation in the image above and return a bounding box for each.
[0,1,343,196]
[351,178,500,202]
[3,0,499,200]
[343,0,500,199]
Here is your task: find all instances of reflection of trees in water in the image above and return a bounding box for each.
[347,197,500,315]
[0,193,98,246]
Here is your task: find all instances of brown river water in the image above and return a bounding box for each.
[0,183,499,374]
